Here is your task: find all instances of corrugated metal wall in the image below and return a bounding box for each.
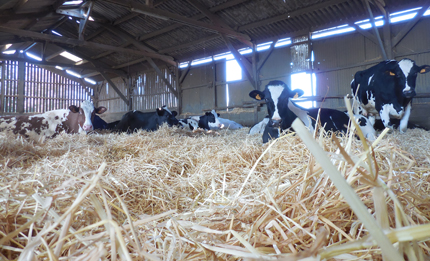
[0,61,91,115]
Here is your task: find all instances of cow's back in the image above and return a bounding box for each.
[115,111,158,132]
[0,109,71,140]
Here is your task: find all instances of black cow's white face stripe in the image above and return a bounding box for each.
[162,105,172,115]
[398,59,414,93]
[267,85,284,121]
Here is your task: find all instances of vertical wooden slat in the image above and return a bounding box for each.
[0,62,4,113]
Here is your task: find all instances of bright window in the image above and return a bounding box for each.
[291,72,316,109]
[226,59,242,82]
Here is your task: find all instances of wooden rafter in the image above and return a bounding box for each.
[104,0,251,42]
[391,1,430,47]
[79,1,94,40]
[137,0,249,41]
[0,26,175,63]
[185,0,252,48]
[221,34,256,89]
[101,24,178,97]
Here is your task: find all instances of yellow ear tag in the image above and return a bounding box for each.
[420,68,427,73]
[389,72,395,76]
[256,94,261,100]
[293,92,299,98]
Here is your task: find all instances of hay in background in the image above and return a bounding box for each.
[0,124,430,260]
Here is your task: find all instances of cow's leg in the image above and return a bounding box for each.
[399,102,411,133]
[379,105,394,130]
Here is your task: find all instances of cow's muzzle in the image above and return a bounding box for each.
[403,90,416,98]
[269,119,282,128]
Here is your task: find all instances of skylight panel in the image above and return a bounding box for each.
[179,62,189,68]
[214,52,233,61]
[257,41,273,52]
[85,78,96,85]
[312,24,355,39]
[51,30,62,36]
[55,66,64,70]
[66,70,81,78]
[26,52,42,61]
[2,50,16,55]
[275,38,292,48]
[60,51,82,62]
[62,1,83,6]
[238,48,252,55]
[390,12,417,23]
[191,57,212,66]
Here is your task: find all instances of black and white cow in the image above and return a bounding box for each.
[93,116,119,130]
[114,105,179,133]
[249,80,363,143]
[351,58,430,133]
[0,100,106,141]
[179,118,199,130]
[190,110,221,131]
[209,111,243,130]
[249,116,269,135]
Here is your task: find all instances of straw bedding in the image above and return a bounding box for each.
[0,124,430,260]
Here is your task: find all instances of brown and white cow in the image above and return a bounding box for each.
[0,100,107,141]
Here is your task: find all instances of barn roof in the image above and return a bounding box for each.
[0,0,427,84]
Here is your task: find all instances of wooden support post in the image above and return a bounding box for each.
[382,13,393,60]
[213,61,217,108]
[175,64,182,114]
[0,62,4,113]
[128,76,133,111]
[252,43,259,90]
[17,60,25,113]
[363,0,387,60]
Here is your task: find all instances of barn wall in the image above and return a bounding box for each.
[0,61,92,115]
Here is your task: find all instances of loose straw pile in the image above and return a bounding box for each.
[0,117,429,260]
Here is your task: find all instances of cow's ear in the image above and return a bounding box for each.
[171,111,178,117]
[290,89,304,98]
[249,90,264,100]
[419,65,430,74]
[69,105,79,113]
[156,107,164,116]
[95,106,107,114]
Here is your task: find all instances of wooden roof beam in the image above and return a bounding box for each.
[221,34,256,90]
[79,1,94,40]
[0,26,175,63]
[137,0,249,41]
[104,0,251,42]
[185,0,253,48]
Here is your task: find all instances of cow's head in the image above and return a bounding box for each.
[209,109,222,128]
[69,101,107,133]
[386,58,430,98]
[187,119,199,130]
[156,105,179,127]
[249,80,304,127]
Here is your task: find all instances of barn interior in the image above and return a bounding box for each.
[1,0,430,260]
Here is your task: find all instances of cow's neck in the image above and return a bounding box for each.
[61,111,81,134]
